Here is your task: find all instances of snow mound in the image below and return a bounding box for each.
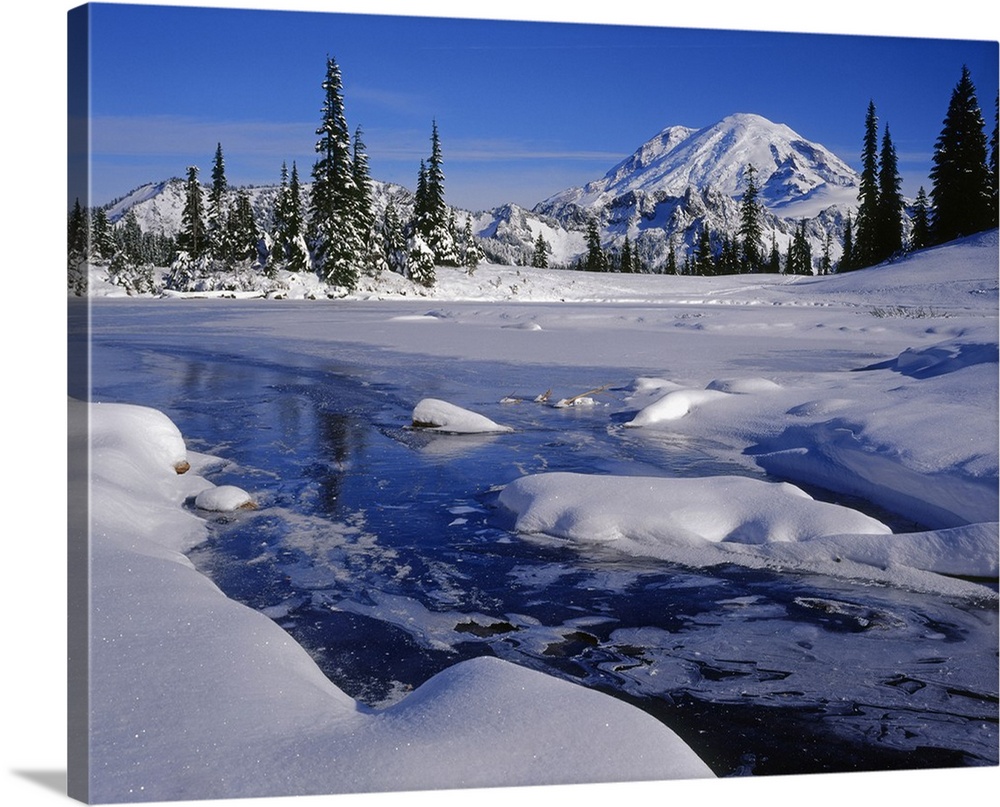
[194,485,255,512]
[706,377,782,394]
[412,398,513,434]
[499,472,891,546]
[625,388,729,426]
[90,400,190,475]
[497,472,997,593]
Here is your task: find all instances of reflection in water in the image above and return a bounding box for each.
[87,328,999,779]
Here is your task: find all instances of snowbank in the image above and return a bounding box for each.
[498,471,997,596]
[75,399,712,802]
[499,471,892,546]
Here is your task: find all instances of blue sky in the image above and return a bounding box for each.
[79,1,998,212]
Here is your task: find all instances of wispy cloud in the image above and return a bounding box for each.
[91,115,316,159]
[365,130,625,164]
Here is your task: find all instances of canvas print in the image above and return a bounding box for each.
[67,1,999,803]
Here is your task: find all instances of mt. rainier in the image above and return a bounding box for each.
[537,113,858,218]
[475,112,863,270]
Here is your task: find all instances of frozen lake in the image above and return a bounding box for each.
[76,292,998,777]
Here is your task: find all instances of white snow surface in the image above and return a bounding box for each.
[194,484,254,511]
[499,472,892,546]
[74,397,714,803]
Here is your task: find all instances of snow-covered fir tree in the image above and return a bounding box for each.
[412,121,457,268]
[271,161,309,274]
[208,143,229,259]
[226,188,259,262]
[407,233,436,287]
[738,163,763,272]
[178,165,207,259]
[91,207,114,259]
[352,126,386,277]
[460,217,482,275]
[309,55,362,290]
[531,231,549,268]
[382,199,409,277]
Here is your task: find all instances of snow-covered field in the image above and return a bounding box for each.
[72,231,998,802]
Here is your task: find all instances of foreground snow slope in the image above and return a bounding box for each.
[75,398,713,803]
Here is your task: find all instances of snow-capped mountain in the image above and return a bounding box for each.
[537,113,858,219]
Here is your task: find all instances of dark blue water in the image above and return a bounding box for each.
[78,301,999,777]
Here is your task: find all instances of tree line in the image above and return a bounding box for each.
[68,55,482,294]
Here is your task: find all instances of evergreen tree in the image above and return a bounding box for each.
[766,230,781,274]
[309,55,361,289]
[694,223,714,275]
[90,207,114,259]
[787,221,813,275]
[738,163,763,272]
[413,161,428,228]
[718,233,740,275]
[584,218,606,271]
[620,234,633,274]
[117,208,144,263]
[839,213,855,272]
[990,94,998,225]
[208,142,229,259]
[413,121,457,267]
[665,240,678,275]
[875,124,904,261]
[351,126,384,277]
[930,65,993,243]
[854,100,881,268]
[272,162,309,274]
[178,165,207,258]
[382,199,409,277]
[819,229,833,275]
[461,217,482,275]
[68,198,89,260]
[407,233,436,287]
[911,186,932,250]
[226,189,258,262]
[531,230,549,268]
[270,162,291,266]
